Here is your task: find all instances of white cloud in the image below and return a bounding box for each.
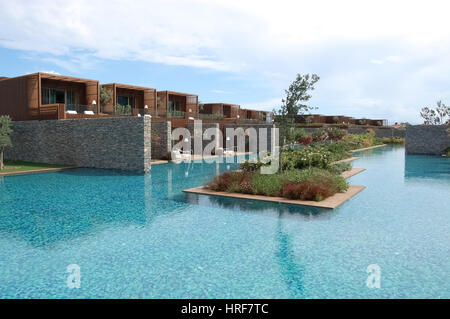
[371,56,402,65]
[39,70,60,75]
[211,89,231,94]
[1,0,450,123]
[241,98,281,112]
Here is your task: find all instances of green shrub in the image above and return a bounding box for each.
[319,143,351,161]
[282,168,348,194]
[340,132,383,151]
[206,168,348,201]
[381,137,405,144]
[329,162,352,174]
[312,128,328,142]
[240,160,266,172]
[281,147,333,170]
[326,127,347,140]
[293,128,309,141]
[444,147,450,157]
[251,173,284,196]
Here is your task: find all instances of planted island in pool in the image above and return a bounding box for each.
[204,128,384,202]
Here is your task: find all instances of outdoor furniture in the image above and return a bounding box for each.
[171,149,191,160]
[84,110,95,115]
[66,110,77,115]
[223,148,234,155]
[215,147,224,156]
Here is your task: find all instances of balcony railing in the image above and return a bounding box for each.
[198,113,224,120]
[239,118,260,123]
[113,104,133,116]
[167,110,186,118]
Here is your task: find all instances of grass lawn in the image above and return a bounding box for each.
[1,160,71,174]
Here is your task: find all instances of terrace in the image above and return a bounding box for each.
[100,83,157,116]
[199,103,240,121]
[0,72,100,120]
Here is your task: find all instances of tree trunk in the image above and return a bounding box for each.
[0,148,3,170]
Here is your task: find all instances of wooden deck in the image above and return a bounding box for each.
[183,185,366,209]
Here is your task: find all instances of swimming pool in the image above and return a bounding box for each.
[0,146,449,298]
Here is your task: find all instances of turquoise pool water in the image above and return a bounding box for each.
[0,146,449,298]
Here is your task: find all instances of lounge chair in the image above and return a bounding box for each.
[215,147,224,156]
[84,110,95,115]
[66,110,77,115]
[171,149,191,160]
[223,148,234,155]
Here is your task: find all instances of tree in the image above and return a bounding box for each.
[0,115,13,170]
[420,101,450,125]
[100,86,112,108]
[274,73,320,145]
[280,73,320,116]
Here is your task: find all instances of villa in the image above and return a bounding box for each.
[0,72,100,120]
[199,103,240,121]
[100,83,157,116]
[156,90,199,123]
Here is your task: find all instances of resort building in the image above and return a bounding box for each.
[0,72,100,121]
[238,108,272,123]
[276,113,387,126]
[100,83,157,116]
[156,90,199,120]
[199,103,240,121]
[0,72,273,127]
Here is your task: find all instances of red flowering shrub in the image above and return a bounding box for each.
[239,179,253,194]
[282,181,333,201]
[206,171,253,193]
[206,172,234,191]
[298,136,313,145]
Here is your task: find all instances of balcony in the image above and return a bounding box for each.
[66,104,97,114]
[167,110,186,118]
[198,113,224,121]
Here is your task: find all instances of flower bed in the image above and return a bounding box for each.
[205,168,348,202]
[203,132,379,202]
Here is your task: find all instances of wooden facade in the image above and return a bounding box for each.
[237,108,271,123]
[101,83,157,115]
[156,90,199,119]
[0,72,100,121]
[200,103,240,120]
[0,73,276,127]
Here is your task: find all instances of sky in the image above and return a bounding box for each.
[1,0,450,124]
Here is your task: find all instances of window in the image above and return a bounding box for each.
[168,101,180,112]
[117,95,135,107]
[41,88,65,104]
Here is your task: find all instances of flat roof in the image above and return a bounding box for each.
[157,90,198,97]
[37,72,98,83]
[102,83,156,91]
[0,72,99,84]
[203,103,240,107]
[240,108,271,113]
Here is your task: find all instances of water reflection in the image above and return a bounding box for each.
[275,217,305,297]
[0,156,248,248]
[185,192,332,220]
[405,155,450,180]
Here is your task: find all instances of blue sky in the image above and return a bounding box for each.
[1,0,450,124]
